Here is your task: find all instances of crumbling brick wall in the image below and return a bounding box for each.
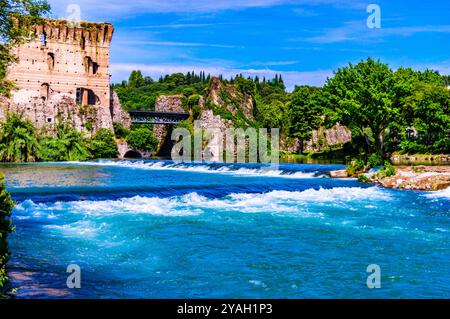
[3,18,128,134]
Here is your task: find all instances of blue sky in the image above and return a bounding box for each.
[47,0,450,90]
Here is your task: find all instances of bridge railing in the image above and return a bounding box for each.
[128,110,190,125]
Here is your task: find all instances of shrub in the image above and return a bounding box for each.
[346,159,365,176]
[182,87,195,97]
[38,137,67,161]
[382,161,397,177]
[126,127,158,151]
[88,129,118,159]
[0,114,40,162]
[367,153,383,168]
[113,122,129,139]
[39,125,88,161]
[188,94,201,106]
[358,174,370,183]
[400,140,423,154]
[0,174,14,297]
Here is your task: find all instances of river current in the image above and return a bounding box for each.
[1,160,449,298]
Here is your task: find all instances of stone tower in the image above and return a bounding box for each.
[2,18,130,133]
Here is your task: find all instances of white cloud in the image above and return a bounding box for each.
[48,0,365,20]
[300,20,450,44]
[114,40,237,48]
[110,63,332,90]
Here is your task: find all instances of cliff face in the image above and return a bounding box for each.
[110,90,131,129]
[305,123,352,153]
[153,95,186,154]
[207,77,254,121]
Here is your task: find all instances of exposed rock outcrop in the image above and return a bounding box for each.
[305,123,352,153]
[207,77,254,120]
[330,166,450,191]
[153,95,185,154]
[365,166,450,191]
[329,169,350,178]
[110,90,131,129]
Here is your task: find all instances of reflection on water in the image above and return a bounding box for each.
[0,163,110,188]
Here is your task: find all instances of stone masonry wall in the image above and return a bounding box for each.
[2,18,128,134]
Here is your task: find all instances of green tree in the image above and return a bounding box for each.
[88,129,118,159]
[324,58,399,159]
[128,70,145,88]
[287,86,322,153]
[126,127,158,151]
[0,174,14,297]
[0,114,40,162]
[255,100,286,129]
[1,0,50,96]
[402,82,450,153]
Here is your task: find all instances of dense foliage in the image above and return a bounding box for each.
[115,60,450,160]
[0,113,40,162]
[113,71,212,110]
[88,129,118,159]
[0,115,137,162]
[126,126,158,151]
[39,124,88,161]
[322,59,450,158]
[0,174,14,297]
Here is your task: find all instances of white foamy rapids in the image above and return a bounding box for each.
[14,187,390,220]
[424,187,450,200]
[70,160,321,179]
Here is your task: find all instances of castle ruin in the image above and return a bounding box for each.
[0,18,130,133]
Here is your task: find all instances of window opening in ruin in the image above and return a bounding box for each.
[81,34,86,50]
[47,53,55,71]
[88,90,99,105]
[92,62,99,75]
[76,88,83,105]
[84,57,99,75]
[40,32,47,46]
[76,88,99,106]
[40,83,50,101]
[84,56,92,73]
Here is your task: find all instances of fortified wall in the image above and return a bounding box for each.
[0,18,130,133]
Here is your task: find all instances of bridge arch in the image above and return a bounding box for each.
[123,150,142,159]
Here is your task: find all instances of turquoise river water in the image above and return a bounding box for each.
[1,160,449,298]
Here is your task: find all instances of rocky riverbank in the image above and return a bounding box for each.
[330,166,450,191]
